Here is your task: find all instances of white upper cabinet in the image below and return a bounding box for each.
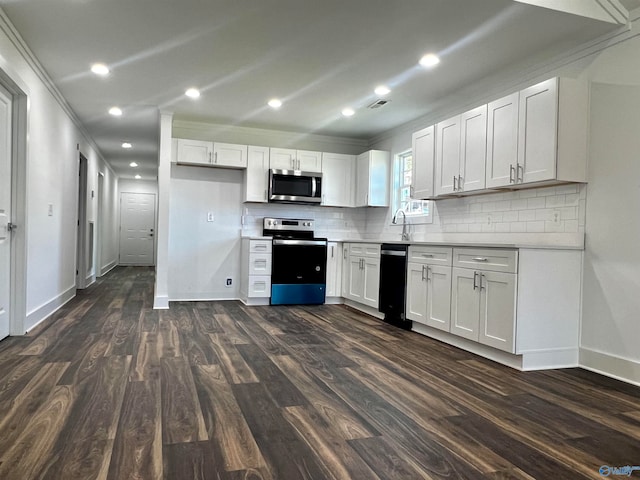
[321,152,355,207]
[411,125,435,199]
[244,146,270,203]
[435,106,487,196]
[518,77,558,184]
[459,105,487,193]
[176,139,247,169]
[435,115,460,196]
[355,150,390,207]
[270,148,322,172]
[213,142,247,168]
[176,139,213,166]
[486,92,519,188]
[486,77,588,189]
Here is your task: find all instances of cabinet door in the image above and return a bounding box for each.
[341,245,351,298]
[297,150,322,172]
[518,78,558,184]
[406,262,428,324]
[426,264,452,332]
[355,153,370,206]
[479,271,516,353]
[213,142,247,168]
[486,92,519,188]
[326,242,342,297]
[459,105,487,193]
[411,126,435,199]
[270,148,297,170]
[362,257,380,308]
[244,146,269,202]
[321,153,355,207]
[176,139,213,166]
[450,267,479,341]
[435,116,461,195]
[347,257,364,301]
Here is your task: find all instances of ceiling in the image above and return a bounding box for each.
[0,0,633,179]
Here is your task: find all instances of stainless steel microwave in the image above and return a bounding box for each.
[268,169,322,204]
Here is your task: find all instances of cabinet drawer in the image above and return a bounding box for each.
[248,276,271,297]
[348,243,380,258]
[408,245,452,265]
[249,253,272,275]
[249,240,272,254]
[453,248,517,273]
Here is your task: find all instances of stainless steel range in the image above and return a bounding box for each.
[263,217,327,305]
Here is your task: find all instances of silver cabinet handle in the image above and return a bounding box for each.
[480,273,485,290]
[509,164,515,183]
[209,152,212,164]
[458,175,462,191]
[343,248,348,260]
[453,175,457,191]
[421,253,434,258]
[473,271,478,290]
[421,265,426,281]
[426,265,431,282]
[331,245,334,258]
[473,257,488,262]
[517,163,523,183]
[214,152,218,164]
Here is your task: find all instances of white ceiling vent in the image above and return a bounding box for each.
[368,99,390,109]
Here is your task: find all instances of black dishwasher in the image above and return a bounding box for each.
[378,244,411,330]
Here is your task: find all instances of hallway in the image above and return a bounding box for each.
[0,267,639,479]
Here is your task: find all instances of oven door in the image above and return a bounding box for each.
[269,170,322,204]
[271,239,327,305]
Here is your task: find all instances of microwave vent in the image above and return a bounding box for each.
[368,99,389,109]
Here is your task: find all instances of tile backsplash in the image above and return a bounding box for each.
[241,184,586,248]
[365,184,586,247]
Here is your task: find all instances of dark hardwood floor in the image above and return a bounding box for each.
[0,266,639,479]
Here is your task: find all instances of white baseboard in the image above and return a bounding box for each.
[99,260,117,277]
[579,347,640,387]
[153,295,169,310]
[519,347,579,371]
[343,300,384,320]
[240,298,270,306]
[25,286,76,333]
[325,296,344,305]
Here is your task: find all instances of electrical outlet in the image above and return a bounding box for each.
[48,204,53,216]
[225,278,233,287]
[207,212,214,222]
[553,210,561,224]
[487,214,492,225]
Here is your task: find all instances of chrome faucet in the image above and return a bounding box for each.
[392,209,410,241]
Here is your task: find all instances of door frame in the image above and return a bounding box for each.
[75,153,89,289]
[0,67,28,336]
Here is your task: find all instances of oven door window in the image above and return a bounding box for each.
[272,243,327,284]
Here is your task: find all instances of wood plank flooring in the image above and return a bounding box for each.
[1,266,639,479]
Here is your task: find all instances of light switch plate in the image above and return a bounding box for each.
[207,212,214,222]
[48,204,53,216]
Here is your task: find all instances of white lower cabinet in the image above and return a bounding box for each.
[342,243,380,309]
[450,249,517,353]
[325,242,343,298]
[406,246,452,332]
[240,239,272,304]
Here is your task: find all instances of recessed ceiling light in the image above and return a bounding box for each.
[91,63,110,76]
[129,162,138,167]
[185,88,200,99]
[419,53,440,68]
[374,85,391,96]
[268,98,282,109]
[108,106,122,117]
[134,174,141,179]
[122,142,132,149]
[341,108,355,117]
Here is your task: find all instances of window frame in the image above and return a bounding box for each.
[392,150,432,224]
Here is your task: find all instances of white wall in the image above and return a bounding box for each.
[0,12,118,332]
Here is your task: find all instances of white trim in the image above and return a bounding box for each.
[324,297,344,305]
[579,347,640,387]
[519,347,579,371]
[99,260,118,277]
[153,294,169,310]
[170,296,241,302]
[343,299,385,320]
[239,298,270,306]
[25,285,75,333]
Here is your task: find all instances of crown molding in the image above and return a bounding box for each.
[0,8,107,166]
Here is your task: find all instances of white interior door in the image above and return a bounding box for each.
[119,192,156,266]
[0,85,12,340]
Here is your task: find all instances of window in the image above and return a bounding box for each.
[393,150,431,222]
